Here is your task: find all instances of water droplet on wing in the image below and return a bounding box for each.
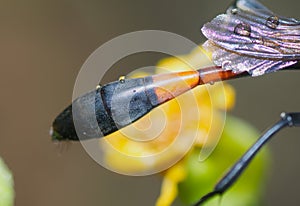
[222,60,232,70]
[231,8,238,15]
[266,16,279,29]
[119,76,126,83]
[234,23,251,37]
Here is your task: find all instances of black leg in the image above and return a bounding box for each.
[193,112,300,206]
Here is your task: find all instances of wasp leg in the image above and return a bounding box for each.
[193,112,300,206]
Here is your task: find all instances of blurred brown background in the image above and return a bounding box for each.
[1,0,300,205]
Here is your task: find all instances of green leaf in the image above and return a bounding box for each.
[178,115,270,205]
[0,158,14,206]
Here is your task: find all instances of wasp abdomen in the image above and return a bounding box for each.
[51,70,202,141]
[52,76,159,140]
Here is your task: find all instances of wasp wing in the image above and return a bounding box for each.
[202,0,300,76]
[203,40,296,76]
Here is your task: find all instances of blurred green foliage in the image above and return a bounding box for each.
[0,158,14,206]
[178,115,270,206]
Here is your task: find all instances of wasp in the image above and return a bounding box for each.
[51,0,300,205]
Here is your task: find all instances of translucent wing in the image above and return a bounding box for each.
[203,41,296,76]
[202,0,300,76]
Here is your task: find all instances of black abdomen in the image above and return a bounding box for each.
[52,77,158,141]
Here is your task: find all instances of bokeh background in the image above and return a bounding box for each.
[1,0,300,205]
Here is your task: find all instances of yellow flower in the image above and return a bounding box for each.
[156,162,186,206]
